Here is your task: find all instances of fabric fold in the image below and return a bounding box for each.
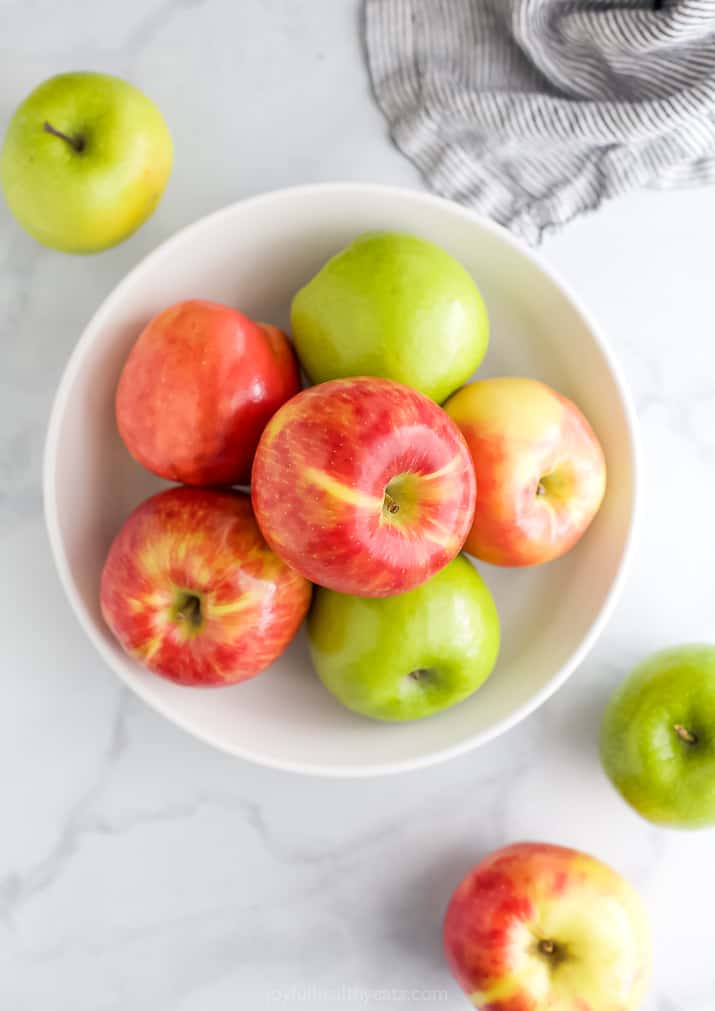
[365,0,715,243]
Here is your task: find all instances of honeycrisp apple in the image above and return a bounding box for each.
[601,644,715,828]
[308,555,499,721]
[1,72,172,252]
[445,378,606,566]
[116,300,300,487]
[100,487,311,686]
[444,842,652,1011]
[291,231,489,403]
[251,377,476,597]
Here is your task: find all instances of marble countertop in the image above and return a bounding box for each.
[1,2,713,1008]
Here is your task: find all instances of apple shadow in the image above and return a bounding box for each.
[380,843,492,973]
[540,658,626,762]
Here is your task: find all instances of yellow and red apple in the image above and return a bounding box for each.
[445,378,606,566]
[444,842,651,1011]
[116,299,301,487]
[251,376,476,597]
[100,486,311,685]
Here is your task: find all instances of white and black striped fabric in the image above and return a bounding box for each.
[365,0,715,243]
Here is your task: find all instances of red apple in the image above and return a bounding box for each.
[444,842,651,1011]
[116,299,300,487]
[444,378,606,566]
[100,486,311,686]
[251,376,476,597]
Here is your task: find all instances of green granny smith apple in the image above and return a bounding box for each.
[308,555,499,721]
[601,645,715,828]
[290,231,489,403]
[1,72,172,253]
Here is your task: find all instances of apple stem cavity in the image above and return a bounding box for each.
[407,668,432,683]
[536,482,546,496]
[43,121,85,153]
[536,937,568,967]
[177,593,202,628]
[383,492,400,515]
[674,723,698,745]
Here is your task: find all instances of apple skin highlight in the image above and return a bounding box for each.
[251,376,477,597]
[100,487,311,686]
[308,555,500,721]
[116,299,300,487]
[290,230,490,403]
[445,377,606,567]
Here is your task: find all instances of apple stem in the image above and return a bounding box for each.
[536,482,546,496]
[43,121,85,153]
[538,940,556,956]
[178,595,202,627]
[384,493,400,515]
[674,723,697,745]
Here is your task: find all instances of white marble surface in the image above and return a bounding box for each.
[1,2,714,1008]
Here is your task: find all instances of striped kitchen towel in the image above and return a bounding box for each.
[364,0,715,243]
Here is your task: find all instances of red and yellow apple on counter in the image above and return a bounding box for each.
[444,843,651,1011]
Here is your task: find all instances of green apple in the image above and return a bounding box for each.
[1,72,172,253]
[601,644,715,828]
[307,555,499,721]
[290,231,489,403]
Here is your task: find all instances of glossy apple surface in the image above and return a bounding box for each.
[445,377,606,566]
[1,72,172,252]
[308,555,499,720]
[116,299,300,487]
[100,486,311,686]
[601,644,715,828]
[444,842,651,1011]
[251,377,476,597]
[291,231,489,403]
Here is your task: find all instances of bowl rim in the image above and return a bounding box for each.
[43,181,641,778]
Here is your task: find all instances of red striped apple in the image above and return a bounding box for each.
[116,299,301,487]
[445,378,606,566]
[251,377,476,597]
[444,842,651,1011]
[100,486,311,686]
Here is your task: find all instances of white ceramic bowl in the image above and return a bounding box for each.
[44,183,639,777]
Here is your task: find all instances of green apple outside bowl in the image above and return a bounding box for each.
[601,644,715,828]
[1,71,172,253]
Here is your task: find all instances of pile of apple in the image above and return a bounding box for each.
[10,67,715,1011]
[101,231,606,720]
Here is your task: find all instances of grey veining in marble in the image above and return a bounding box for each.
[1,2,715,1009]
